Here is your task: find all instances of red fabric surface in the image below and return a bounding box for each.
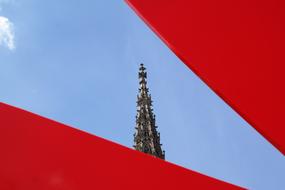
[126,0,285,155]
[0,103,243,189]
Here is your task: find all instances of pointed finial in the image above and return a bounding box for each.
[139,63,146,71]
[139,63,147,79]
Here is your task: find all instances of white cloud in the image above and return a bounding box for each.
[0,16,15,50]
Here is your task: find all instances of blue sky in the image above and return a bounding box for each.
[0,1,284,189]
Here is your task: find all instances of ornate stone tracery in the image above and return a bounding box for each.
[133,64,165,160]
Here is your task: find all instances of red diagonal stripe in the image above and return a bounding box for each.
[0,103,243,189]
[126,0,285,155]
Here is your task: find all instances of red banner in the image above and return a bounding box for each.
[0,103,243,189]
[126,0,285,155]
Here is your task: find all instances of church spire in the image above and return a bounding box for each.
[134,63,165,160]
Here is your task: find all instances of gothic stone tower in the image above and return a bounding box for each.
[133,64,165,160]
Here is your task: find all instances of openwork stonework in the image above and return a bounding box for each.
[133,64,165,160]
